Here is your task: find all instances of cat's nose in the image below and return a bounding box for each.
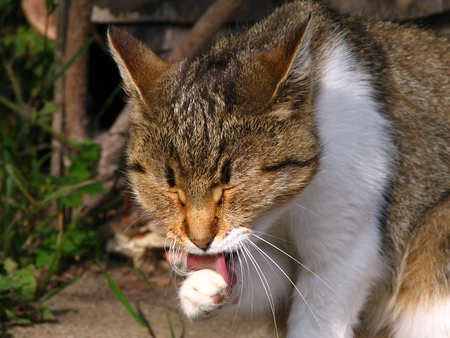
[191,238,212,251]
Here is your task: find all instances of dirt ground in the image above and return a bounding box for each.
[8,266,271,338]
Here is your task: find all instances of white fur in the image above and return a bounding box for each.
[179,40,394,337]
[392,298,450,338]
[280,40,393,337]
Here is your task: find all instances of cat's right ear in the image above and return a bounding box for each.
[107,27,171,105]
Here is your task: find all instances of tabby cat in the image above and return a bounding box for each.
[107,1,450,337]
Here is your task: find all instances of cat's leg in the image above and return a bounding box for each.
[390,197,450,338]
[179,237,293,324]
[285,218,385,338]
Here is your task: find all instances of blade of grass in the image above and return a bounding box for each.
[137,269,179,338]
[0,96,81,151]
[95,260,154,337]
[98,259,183,338]
[5,163,39,206]
[93,84,121,129]
[50,37,93,84]
[37,261,94,303]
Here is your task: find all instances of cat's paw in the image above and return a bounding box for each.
[179,269,231,319]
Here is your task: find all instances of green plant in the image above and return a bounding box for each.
[0,1,106,332]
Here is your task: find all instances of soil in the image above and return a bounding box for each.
[8,266,271,338]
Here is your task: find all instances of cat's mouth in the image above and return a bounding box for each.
[187,253,237,286]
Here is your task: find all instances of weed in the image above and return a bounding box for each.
[0,1,106,333]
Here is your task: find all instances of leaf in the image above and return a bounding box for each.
[76,181,106,195]
[4,258,18,273]
[60,192,83,208]
[39,304,55,321]
[38,102,58,116]
[0,275,13,292]
[13,265,36,301]
[69,161,90,180]
[73,140,102,164]
[62,229,97,256]
[35,247,57,269]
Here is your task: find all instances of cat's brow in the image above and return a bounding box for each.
[261,155,319,172]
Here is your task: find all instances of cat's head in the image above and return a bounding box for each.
[108,17,319,255]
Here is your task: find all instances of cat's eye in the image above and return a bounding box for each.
[129,162,146,174]
[220,160,231,185]
[166,166,176,187]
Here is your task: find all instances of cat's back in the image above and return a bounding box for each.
[374,20,450,262]
[370,20,450,117]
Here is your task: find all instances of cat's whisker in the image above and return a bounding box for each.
[231,246,245,327]
[252,230,296,245]
[239,242,255,317]
[167,240,189,277]
[122,211,150,234]
[294,203,319,218]
[242,242,280,338]
[117,169,128,176]
[252,233,343,303]
[247,240,323,330]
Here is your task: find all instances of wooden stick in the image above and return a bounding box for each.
[169,0,246,61]
[64,0,93,140]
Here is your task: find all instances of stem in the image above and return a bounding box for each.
[0,96,81,151]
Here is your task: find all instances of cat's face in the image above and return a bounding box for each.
[108,22,318,255]
[126,66,319,255]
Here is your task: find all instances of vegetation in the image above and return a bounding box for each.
[0,0,108,333]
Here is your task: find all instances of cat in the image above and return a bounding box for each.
[107,0,450,337]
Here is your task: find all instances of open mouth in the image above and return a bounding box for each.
[187,252,237,285]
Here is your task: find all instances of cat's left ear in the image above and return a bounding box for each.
[252,14,312,101]
[107,26,172,105]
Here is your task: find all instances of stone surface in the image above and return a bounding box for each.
[9,267,272,338]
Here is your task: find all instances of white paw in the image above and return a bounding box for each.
[179,269,231,319]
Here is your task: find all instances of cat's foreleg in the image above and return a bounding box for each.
[286,222,384,338]
[179,268,232,319]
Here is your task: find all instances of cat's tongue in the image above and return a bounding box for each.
[187,253,237,286]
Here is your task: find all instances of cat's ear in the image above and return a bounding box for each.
[252,14,312,101]
[107,26,171,104]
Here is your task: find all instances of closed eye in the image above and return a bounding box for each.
[129,162,146,174]
[262,155,319,172]
[221,160,231,185]
[166,166,176,187]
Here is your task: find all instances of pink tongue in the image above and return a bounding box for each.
[187,253,237,286]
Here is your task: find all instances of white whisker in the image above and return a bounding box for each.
[248,240,323,330]
[252,234,343,303]
[295,203,319,218]
[239,243,255,318]
[231,245,245,327]
[242,242,279,338]
[252,230,296,245]
[122,211,150,234]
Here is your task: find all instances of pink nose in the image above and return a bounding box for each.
[191,239,212,250]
